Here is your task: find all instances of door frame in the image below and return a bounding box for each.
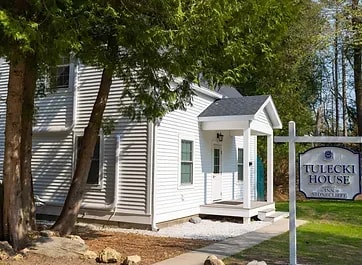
[212,143,222,201]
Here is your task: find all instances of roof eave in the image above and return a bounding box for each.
[198,114,255,122]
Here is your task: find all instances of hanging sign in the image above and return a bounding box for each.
[299,146,361,200]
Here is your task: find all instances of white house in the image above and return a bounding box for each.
[0,59,282,229]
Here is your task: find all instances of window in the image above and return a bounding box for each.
[77,136,101,185]
[213,148,221,173]
[181,140,193,185]
[56,65,70,88]
[55,57,70,88]
[237,148,244,181]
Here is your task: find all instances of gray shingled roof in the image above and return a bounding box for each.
[198,95,270,117]
[215,85,243,98]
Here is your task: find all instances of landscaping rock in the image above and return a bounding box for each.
[122,255,141,265]
[189,216,202,224]
[28,236,88,258]
[40,230,59,237]
[0,241,15,260]
[66,235,85,244]
[12,254,24,261]
[82,250,98,260]
[204,255,225,265]
[97,247,122,263]
[247,260,267,265]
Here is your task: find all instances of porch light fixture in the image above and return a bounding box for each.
[217,132,224,142]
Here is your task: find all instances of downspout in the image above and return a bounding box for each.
[78,134,120,211]
[149,122,158,231]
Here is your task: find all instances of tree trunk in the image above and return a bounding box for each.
[334,14,339,136]
[51,68,113,236]
[352,0,362,136]
[3,59,26,250]
[342,44,347,136]
[20,54,37,231]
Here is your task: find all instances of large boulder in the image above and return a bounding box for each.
[204,255,225,265]
[97,247,123,263]
[29,235,88,258]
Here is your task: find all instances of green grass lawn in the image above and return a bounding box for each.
[224,200,362,265]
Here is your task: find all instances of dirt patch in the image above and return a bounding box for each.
[82,231,214,264]
[1,229,214,265]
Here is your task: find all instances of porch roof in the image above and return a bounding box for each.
[198,95,282,134]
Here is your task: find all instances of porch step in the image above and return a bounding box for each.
[257,208,275,221]
[258,210,289,223]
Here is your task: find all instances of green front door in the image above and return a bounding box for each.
[257,156,265,201]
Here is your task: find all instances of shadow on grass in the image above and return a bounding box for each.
[276,200,362,226]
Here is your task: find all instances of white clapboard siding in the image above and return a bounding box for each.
[0,61,74,202]
[0,61,9,174]
[32,134,73,202]
[255,109,272,127]
[76,65,149,214]
[220,133,238,200]
[234,135,257,200]
[34,87,73,128]
[154,92,217,223]
[234,136,244,200]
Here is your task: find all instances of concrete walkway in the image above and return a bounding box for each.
[153,218,307,265]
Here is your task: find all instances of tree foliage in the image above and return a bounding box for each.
[204,0,326,184]
[0,0,328,244]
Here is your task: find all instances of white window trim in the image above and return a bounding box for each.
[237,147,244,182]
[55,56,71,89]
[212,143,222,174]
[73,131,104,190]
[178,134,195,189]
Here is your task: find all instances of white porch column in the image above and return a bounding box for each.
[267,133,274,203]
[243,127,251,209]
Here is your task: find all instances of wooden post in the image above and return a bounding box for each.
[243,126,251,225]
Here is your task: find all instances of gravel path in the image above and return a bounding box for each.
[77,219,271,241]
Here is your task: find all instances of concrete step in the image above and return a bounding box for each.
[257,208,275,221]
[263,211,289,223]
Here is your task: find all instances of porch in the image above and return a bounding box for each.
[198,95,282,223]
[200,200,275,222]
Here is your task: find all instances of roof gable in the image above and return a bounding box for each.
[198,95,282,130]
[199,95,269,117]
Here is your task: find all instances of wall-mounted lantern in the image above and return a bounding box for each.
[217,132,224,142]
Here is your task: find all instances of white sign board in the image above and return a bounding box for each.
[299,146,361,200]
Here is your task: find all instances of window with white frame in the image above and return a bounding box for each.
[180,140,193,185]
[237,148,244,181]
[76,136,101,185]
[56,57,70,88]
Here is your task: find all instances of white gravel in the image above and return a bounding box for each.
[76,219,271,241]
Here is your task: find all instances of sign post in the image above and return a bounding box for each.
[288,122,297,265]
[274,121,362,265]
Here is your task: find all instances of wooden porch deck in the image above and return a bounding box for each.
[200,200,275,218]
